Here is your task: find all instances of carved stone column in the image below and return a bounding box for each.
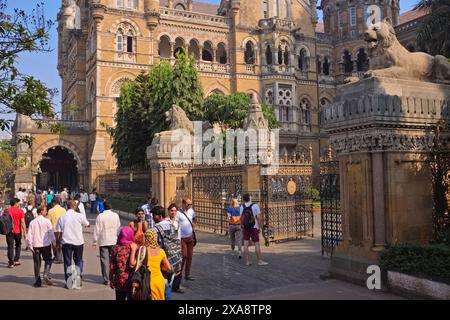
[322,76,450,285]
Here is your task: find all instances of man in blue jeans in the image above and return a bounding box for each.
[89,189,97,214]
[56,200,90,286]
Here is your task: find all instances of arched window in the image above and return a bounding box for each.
[188,39,200,60]
[175,3,186,10]
[116,29,124,51]
[317,57,322,74]
[300,98,311,125]
[159,36,171,58]
[216,43,227,64]
[244,41,255,64]
[299,48,308,70]
[356,48,369,72]
[265,45,273,65]
[323,57,330,75]
[202,42,214,62]
[174,37,185,58]
[343,50,353,73]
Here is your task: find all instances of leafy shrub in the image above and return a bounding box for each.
[380,243,450,282]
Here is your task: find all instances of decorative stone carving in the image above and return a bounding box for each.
[329,132,447,154]
[359,17,450,83]
[165,104,194,134]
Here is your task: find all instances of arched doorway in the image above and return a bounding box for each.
[37,146,78,190]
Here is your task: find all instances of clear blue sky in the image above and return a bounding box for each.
[12,0,418,112]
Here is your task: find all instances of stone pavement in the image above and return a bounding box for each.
[0,212,403,300]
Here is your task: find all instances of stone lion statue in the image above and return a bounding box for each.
[164,104,194,135]
[347,17,450,83]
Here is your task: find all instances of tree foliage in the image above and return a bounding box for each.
[414,0,450,57]
[0,139,13,190]
[112,50,206,169]
[0,0,56,132]
[204,92,279,129]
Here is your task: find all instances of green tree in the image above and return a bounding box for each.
[0,0,57,133]
[171,49,205,120]
[204,92,279,129]
[112,50,207,168]
[414,0,450,57]
[0,139,13,190]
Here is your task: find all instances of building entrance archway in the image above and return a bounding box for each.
[37,146,78,190]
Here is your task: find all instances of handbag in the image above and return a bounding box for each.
[180,209,197,247]
[130,246,150,300]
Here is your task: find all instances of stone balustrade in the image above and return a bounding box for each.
[159,7,231,27]
[160,57,231,73]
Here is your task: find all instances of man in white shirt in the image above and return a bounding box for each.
[240,193,268,266]
[27,206,56,287]
[93,202,121,285]
[60,188,69,209]
[80,189,89,209]
[176,198,196,281]
[56,200,90,285]
[74,194,88,226]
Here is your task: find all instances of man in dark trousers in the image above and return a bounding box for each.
[5,198,27,268]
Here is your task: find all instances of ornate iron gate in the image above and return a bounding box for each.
[320,158,342,256]
[262,163,314,246]
[192,165,243,235]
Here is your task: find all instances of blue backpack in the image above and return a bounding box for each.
[0,209,13,235]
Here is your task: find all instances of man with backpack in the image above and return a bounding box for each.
[152,206,183,297]
[3,198,27,268]
[240,194,268,267]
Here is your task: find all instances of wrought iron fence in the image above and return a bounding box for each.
[261,164,314,246]
[192,166,244,235]
[320,159,342,256]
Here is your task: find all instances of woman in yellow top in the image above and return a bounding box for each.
[144,229,172,300]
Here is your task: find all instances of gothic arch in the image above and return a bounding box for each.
[241,37,258,50]
[296,44,311,56]
[34,139,86,172]
[275,35,294,48]
[205,82,230,96]
[109,18,143,37]
[105,71,136,96]
[158,33,174,43]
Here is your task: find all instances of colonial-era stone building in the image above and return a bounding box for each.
[13,0,429,191]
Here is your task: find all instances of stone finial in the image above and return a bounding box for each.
[243,95,268,131]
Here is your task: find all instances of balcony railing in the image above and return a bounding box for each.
[258,17,296,31]
[245,64,256,74]
[159,7,231,26]
[262,64,296,76]
[160,57,231,73]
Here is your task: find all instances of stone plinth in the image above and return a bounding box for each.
[322,77,450,285]
[147,129,196,208]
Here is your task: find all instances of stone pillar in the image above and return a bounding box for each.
[322,77,450,285]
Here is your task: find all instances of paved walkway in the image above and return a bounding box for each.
[0,212,402,300]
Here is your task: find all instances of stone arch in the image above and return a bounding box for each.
[296,44,311,56]
[34,139,85,172]
[109,18,143,37]
[158,33,174,43]
[275,35,294,48]
[205,82,230,96]
[158,35,172,58]
[104,71,136,96]
[202,40,214,62]
[241,36,258,50]
[216,42,227,64]
[188,38,201,60]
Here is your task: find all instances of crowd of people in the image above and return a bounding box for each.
[0,187,268,300]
